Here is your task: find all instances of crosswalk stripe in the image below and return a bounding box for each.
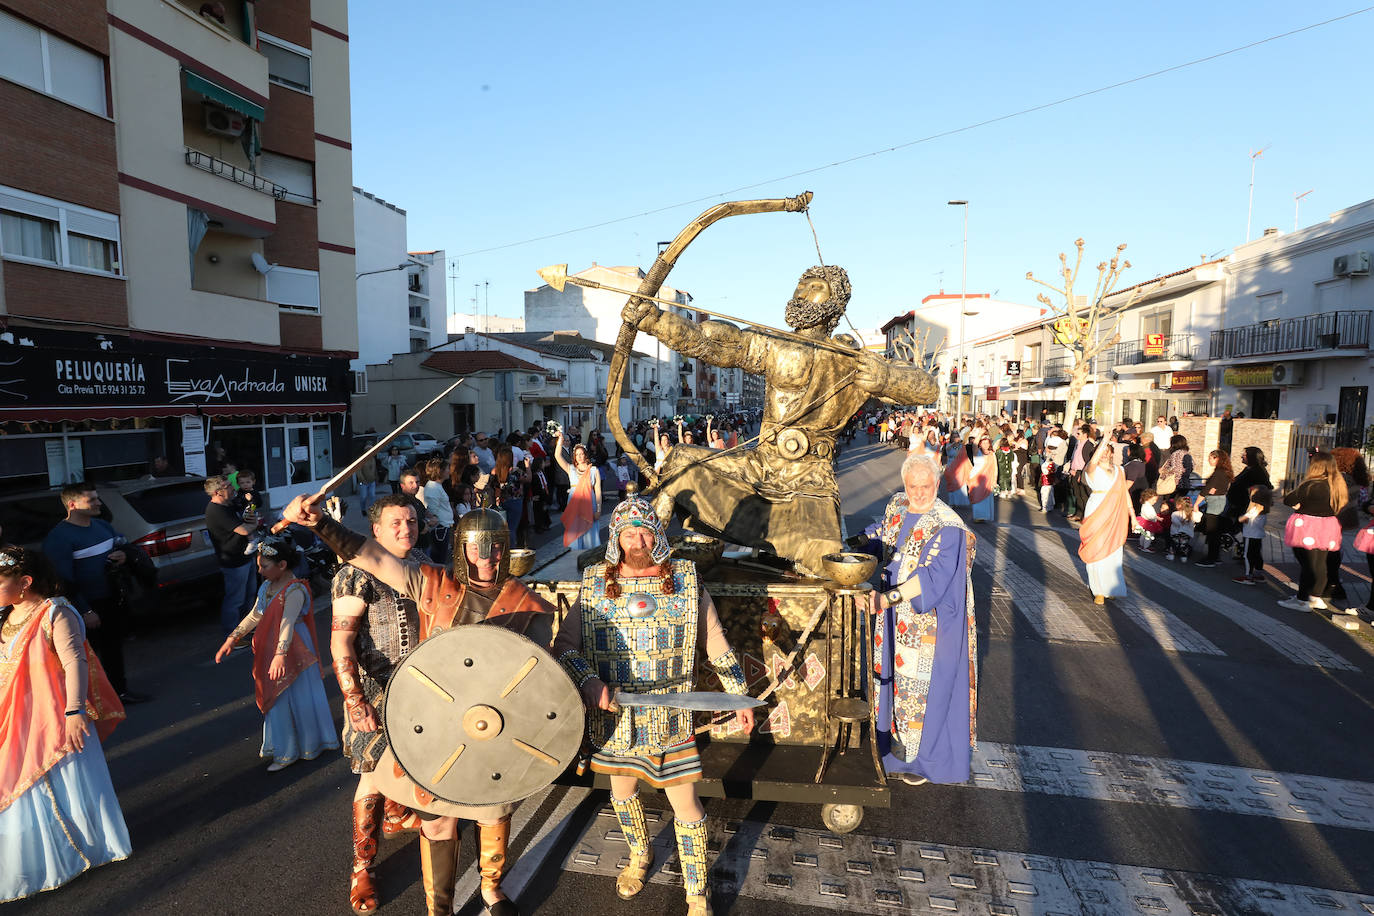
[973,742,1374,831]
[973,533,1101,642]
[1017,525,1359,671]
[999,526,1225,656]
[562,812,1374,914]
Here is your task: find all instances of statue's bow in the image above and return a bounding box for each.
[606,192,814,484]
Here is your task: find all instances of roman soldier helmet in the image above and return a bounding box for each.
[452,507,510,585]
[604,495,670,566]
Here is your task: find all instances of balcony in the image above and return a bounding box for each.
[1103,334,1199,374]
[185,148,304,202]
[1208,310,1371,361]
[1041,356,1072,380]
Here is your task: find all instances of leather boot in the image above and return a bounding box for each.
[350,795,382,913]
[382,797,421,836]
[478,817,519,916]
[419,834,459,916]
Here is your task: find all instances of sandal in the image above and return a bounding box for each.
[615,850,655,899]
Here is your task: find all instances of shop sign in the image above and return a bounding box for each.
[1144,333,1165,356]
[1005,360,1021,377]
[1221,365,1275,388]
[985,386,1000,400]
[1169,369,1208,391]
[946,384,972,395]
[0,326,348,419]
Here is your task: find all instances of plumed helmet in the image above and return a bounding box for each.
[604,495,670,566]
[452,508,510,585]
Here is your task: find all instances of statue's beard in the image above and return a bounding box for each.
[785,295,845,333]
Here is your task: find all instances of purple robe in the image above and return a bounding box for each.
[860,500,975,784]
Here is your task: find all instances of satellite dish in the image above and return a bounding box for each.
[251,252,277,274]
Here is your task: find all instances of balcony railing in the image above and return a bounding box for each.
[1209,310,1371,360]
[1042,356,1072,379]
[184,149,316,203]
[1104,334,1198,370]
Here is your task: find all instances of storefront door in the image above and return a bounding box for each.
[1250,389,1280,421]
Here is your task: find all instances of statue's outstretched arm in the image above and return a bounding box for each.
[635,306,761,372]
[860,351,939,405]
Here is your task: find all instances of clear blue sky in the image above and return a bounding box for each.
[348,1,1371,334]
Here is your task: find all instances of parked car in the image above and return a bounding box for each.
[409,431,442,455]
[0,477,221,612]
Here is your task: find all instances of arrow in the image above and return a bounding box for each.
[537,264,864,358]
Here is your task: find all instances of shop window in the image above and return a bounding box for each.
[259,33,311,93]
[0,9,108,116]
[0,185,122,276]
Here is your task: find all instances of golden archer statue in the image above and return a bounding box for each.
[623,259,937,576]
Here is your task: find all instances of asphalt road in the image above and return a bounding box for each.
[11,442,1374,915]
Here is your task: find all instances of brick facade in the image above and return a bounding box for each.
[2,261,127,325]
[259,84,315,162]
[253,0,312,49]
[279,312,322,352]
[0,80,119,214]
[264,201,319,270]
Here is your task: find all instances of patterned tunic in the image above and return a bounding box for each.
[329,548,428,773]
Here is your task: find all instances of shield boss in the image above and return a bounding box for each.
[385,626,584,807]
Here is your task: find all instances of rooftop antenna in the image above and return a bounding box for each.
[1245,145,1271,242]
[1294,189,1313,231]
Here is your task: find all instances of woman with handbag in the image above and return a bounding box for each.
[1278,453,1347,612]
[1193,450,1235,567]
[1327,448,1369,608]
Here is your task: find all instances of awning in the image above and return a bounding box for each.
[183,69,265,121]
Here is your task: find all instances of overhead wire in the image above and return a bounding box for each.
[449,6,1374,261]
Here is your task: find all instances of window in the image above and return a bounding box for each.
[258,33,311,93]
[351,370,368,395]
[0,185,121,275]
[0,9,107,115]
[0,211,57,262]
[265,266,320,313]
[257,152,314,204]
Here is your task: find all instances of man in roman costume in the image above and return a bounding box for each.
[284,496,554,916]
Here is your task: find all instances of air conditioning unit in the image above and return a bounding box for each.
[1271,361,1306,386]
[555,369,567,380]
[204,106,245,138]
[1334,251,1371,277]
[525,373,544,386]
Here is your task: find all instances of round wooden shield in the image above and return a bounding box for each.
[384,626,584,808]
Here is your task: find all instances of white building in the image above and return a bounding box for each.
[1217,202,1374,444]
[525,263,687,416]
[351,187,446,373]
[447,311,525,336]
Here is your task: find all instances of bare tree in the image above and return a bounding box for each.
[1026,239,1159,422]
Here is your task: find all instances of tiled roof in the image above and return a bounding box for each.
[483,331,649,361]
[420,351,545,376]
[1105,258,1226,300]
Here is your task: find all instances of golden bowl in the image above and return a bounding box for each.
[670,534,725,570]
[820,552,878,586]
[508,548,536,577]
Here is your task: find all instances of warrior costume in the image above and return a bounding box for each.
[552,496,748,916]
[320,508,553,916]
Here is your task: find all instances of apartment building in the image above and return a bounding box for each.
[0,0,356,503]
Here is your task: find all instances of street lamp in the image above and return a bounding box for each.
[948,200,969,421]
[355,261,414,281]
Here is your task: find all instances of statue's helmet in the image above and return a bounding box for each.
[604,495,671,566]
[452,507,510,586]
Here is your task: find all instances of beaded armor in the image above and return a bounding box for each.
[562,558,702,755]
